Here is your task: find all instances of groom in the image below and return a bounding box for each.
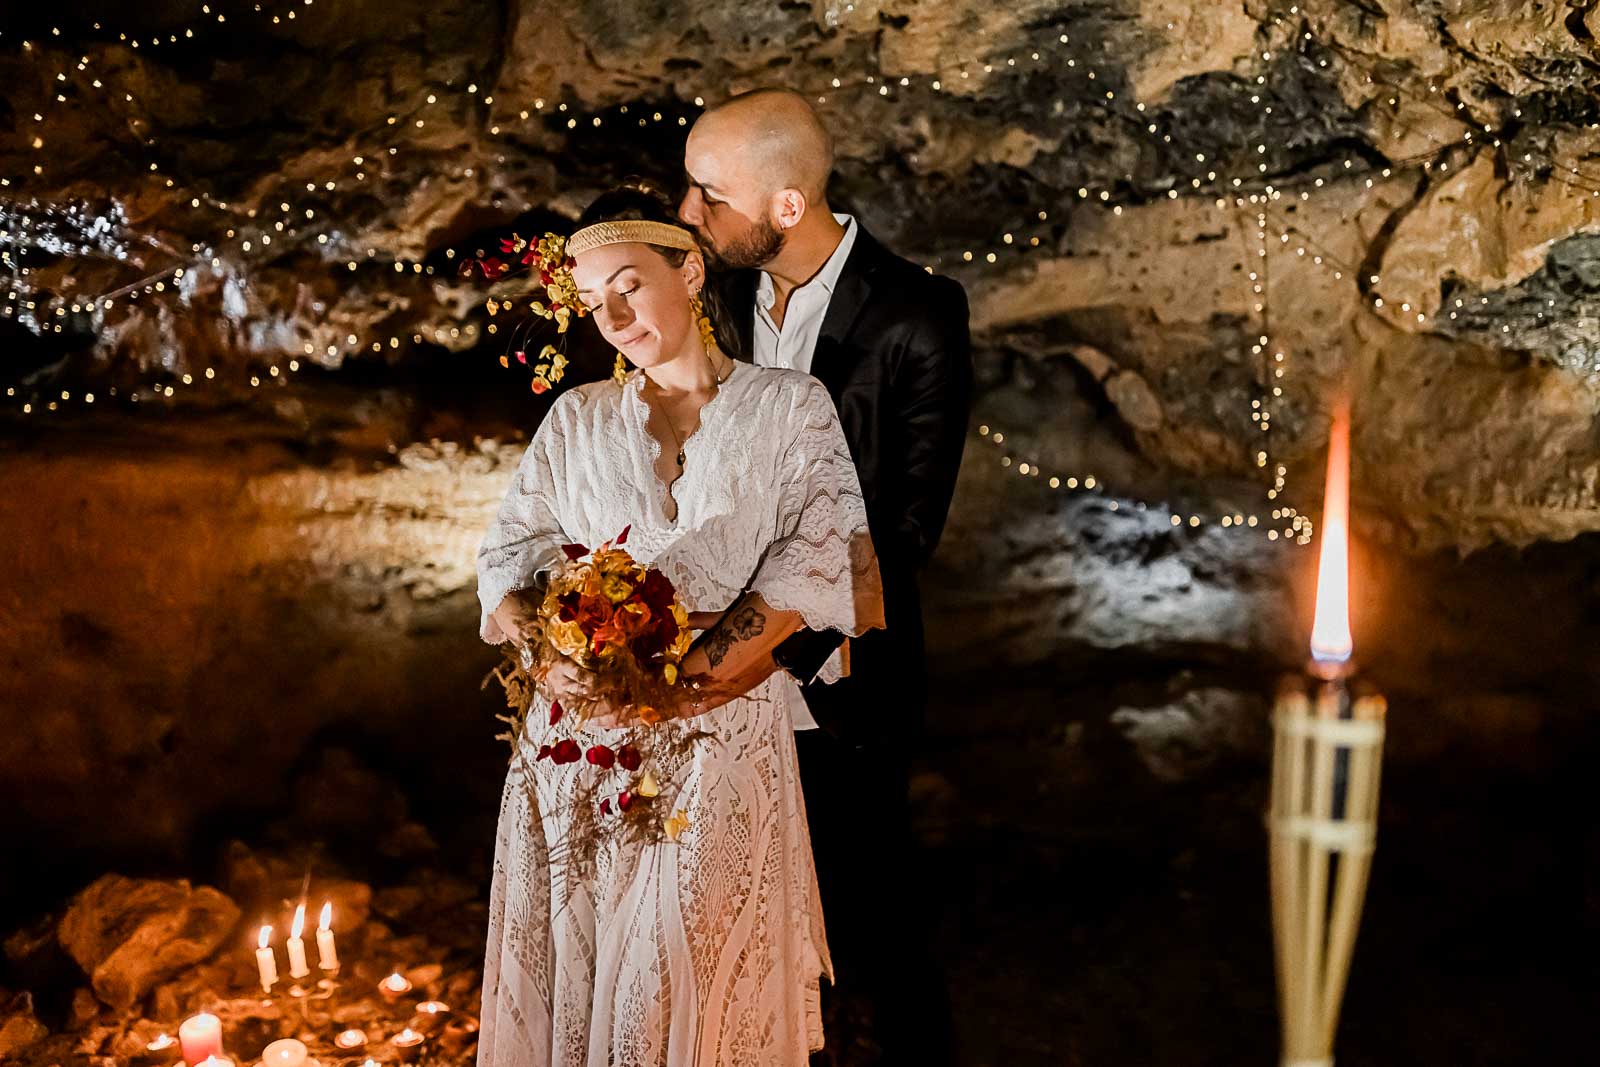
[680,89,972,1063]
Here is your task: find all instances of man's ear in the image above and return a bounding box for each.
[773,188,808,230]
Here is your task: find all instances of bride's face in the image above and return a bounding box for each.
[572,241,704,368]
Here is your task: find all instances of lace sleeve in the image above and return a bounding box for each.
[748,378,885,637]
[476,395,577,643]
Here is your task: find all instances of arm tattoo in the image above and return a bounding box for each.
[704,603,767,668]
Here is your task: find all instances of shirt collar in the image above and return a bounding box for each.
[756,213,857,309]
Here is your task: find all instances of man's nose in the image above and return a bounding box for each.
[678,189,702,226]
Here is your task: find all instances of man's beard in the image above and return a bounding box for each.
[701,216,785,271]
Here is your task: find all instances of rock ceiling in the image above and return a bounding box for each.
[6,0,1600,550]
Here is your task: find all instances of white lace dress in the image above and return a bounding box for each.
[475,364,884,1067]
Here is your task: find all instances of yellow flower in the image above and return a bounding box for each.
[662,810,690,842]
[601,572,634,604]
[547,618,587,658]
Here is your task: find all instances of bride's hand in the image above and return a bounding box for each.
[541,655,599,705]
[492,589,543,646]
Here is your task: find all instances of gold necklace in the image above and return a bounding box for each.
[651,349,732,469]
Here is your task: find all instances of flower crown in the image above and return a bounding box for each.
[462,220,699,394]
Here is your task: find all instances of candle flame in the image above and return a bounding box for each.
[383,972,411,991]
[319,901,333,930]
[147,1033,177,1051]
[258,925,272,950]
[1310,399,1354,668]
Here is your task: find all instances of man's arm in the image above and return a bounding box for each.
[674,592,805,716]
[895,278,974,568]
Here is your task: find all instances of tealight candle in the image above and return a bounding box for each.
[333,1029,367,1051]
[413,1001,450,1033]
[178,1013,223,1065]
[285,904,311,980]
[315,901,338,971]
[260,1039,308,1067]
[377,972,413,1003]
[141,1032,181,1065]
[196,1057,234,1067]
[390,1027,425,1063]
[254,926,278,993]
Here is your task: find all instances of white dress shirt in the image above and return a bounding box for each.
[751,213,859,730]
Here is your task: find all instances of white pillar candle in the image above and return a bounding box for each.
[254,926,277,993]
[315,901,338,970]
[177,1013,223,1065]
[260,1038,308,1067]
[285,904,310,980]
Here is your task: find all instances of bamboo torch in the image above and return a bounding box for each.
[1269,400,1386,1067]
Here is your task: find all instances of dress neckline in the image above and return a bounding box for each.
[625,362,742,526]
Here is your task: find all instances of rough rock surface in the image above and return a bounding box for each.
[57,876,240,1011]
[5,1,1600,549]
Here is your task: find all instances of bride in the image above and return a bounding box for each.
[474,183,884,1066]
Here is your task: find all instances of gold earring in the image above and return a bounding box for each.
[689,292,716,351]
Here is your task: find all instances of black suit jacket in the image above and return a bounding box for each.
[720,224,974,743]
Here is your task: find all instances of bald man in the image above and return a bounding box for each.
[681,88,971,1065]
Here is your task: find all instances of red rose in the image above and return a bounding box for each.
[539,270,553,285]
[535,744,552,761]
[636,569,676,614]
[478,257,506,279]
[575,594,612,633]
[550,739,582,765]
[600,798,612,816]
[549,701,564,726]
[585,744,616,769]
[617,790,633,811]
[557,590,580,622]
[617,745,642,772]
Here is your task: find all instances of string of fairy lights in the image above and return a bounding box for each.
[5,3,1596,543]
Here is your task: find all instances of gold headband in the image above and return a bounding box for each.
[566,220,699,257]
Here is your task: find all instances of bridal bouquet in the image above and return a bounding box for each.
[487,527,702,867]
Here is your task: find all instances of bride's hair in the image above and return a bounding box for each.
[578,179,739,357]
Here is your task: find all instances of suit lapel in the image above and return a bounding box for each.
[810,226,882,392]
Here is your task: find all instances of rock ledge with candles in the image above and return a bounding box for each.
[0,842,484,1067]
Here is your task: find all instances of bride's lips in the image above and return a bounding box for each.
[615,329,649,348]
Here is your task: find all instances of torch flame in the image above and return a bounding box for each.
[1310,399,1354,670]
[319,901,333,931]
[258,924,272,950]
[291,903,306,940]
